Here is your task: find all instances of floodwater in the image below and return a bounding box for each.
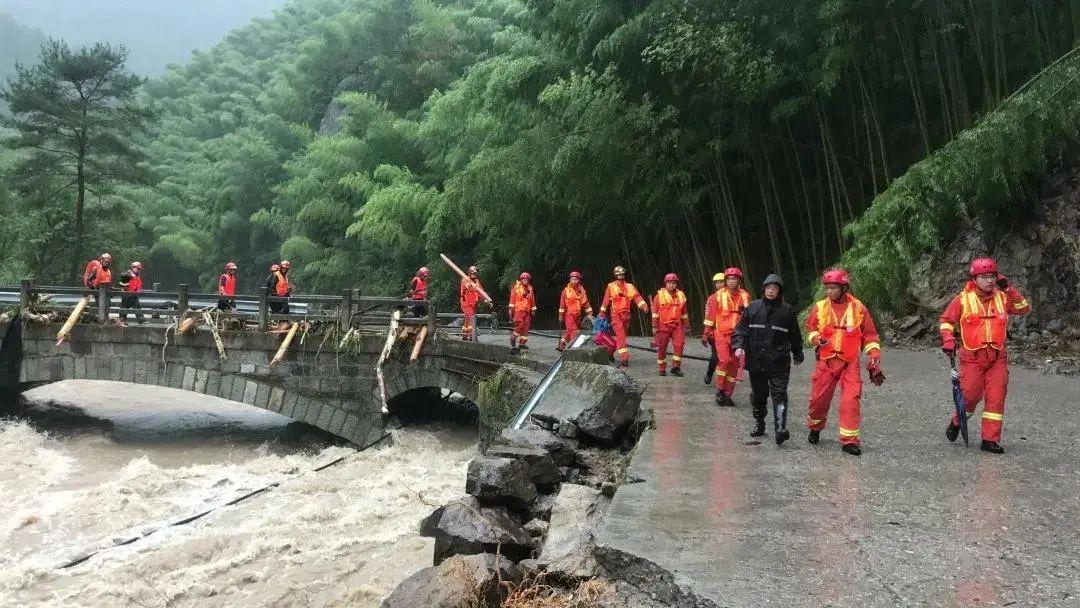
[0,381,476,607]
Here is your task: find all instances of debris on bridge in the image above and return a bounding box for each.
[270,321,299,366]
[409,325,428,362]
[55,297,89,345]
[376,309,402,414]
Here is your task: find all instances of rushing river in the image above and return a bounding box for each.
[0,380,476,607]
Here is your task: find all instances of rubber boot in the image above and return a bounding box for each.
[519,343,529,350]
[750,419,765,437]
[670,367,683,377]
[774,401,790,445]
[808,429,820,444]
[946,421,959,442]
[841,444,862,456]
[980,440,1005,454]
[658,369,667,376]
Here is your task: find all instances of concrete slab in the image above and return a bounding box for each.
[584,338,1080,608]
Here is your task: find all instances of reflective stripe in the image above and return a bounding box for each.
[838,427,860,437]
[808,418,823,426]
[616,348,628,354]
[716,371,727,378]
[673,356,682,362]
[982,412,1003,421]
[748,324,767,329]
[807,331,821,344]
[1014,300,1029,309]
[703,320,716,327]
[863,342,880,353]
[558,308,565,313]
[651,314,659,318]
[940,323,954,332]
[770,325,789,333]
[657,358,666,364]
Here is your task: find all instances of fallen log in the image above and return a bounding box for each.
[56,297,90,345]
[178,313,199,334]
[271,322,299,366]
[410,325,428,362]
[376,310,402,415]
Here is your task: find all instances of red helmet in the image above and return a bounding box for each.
[724,267,743,279]
[569,271,582,279]
[280,260,291,269]
[467,266,478,275]
[100,253,112,262]
[969,257,998,277]
[129,261,142,269]
[418,266,429,276]
[225,262,238,271]
[519,272,531,281]
[821,269,850,286]
[271,264,280,272]
[664,272,679,283]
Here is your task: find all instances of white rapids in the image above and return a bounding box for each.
[0,381,476,607]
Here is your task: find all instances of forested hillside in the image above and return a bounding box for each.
[3,0,1079,315]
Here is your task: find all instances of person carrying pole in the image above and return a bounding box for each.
[557,270,593,352]
[266,261,292,314]
[599,265,648,369]
[651,273,689,377]
[939,258,1031,454]
[731,274,803,443]
[117,261,145,325]
[460,265,484,341]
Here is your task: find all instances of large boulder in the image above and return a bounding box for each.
[497,427,577,466]
[380,552,521,608]
[466,456,538,509]
[485,445,561,492]
[528,362,642,444]
[421,496,535,564]
[537,483,612,580]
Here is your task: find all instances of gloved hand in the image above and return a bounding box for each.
[701,334,711,347]
[868,355,881,371]
[734,348,746,359]
[598,312,607,320]
[557,315,563,324]
[997,274,1009,290]
[869,367,886,386]
[793,350,804,365]
[941,337,955,358]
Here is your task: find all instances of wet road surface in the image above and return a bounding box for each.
[481,331,1079,607]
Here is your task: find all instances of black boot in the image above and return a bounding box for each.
[774,401,789,445]
[519,343,529,350]
[808,430,820,444]
[842,444,862,456]
[670,367,683,377]
[946,421,959,442]
[658,369,667,376]
[980,440,1005,454]
[715,391,725,406]
[750,419,766,437]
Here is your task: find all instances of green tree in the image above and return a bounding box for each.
[1,39,152,281]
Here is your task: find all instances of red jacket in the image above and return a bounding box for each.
[805,293,881,362]
[652,288,689,329]
[703,288,750,337]
[460,276,483,309]
[509,281,536,315]
[940,282,1030,351]
[600,280,647,317]
[559,284,593,317]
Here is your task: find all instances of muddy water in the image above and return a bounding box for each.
[0,381,476,607]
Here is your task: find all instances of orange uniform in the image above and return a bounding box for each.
[558,283,593,349]
[599,280,648,364]
[939,282,1030,442]
[804,293,881,446]
[651,287,689,373]
[460,276,484,340]
[83,260,112,290]
[509,280,536,347]
[703,287,750,396]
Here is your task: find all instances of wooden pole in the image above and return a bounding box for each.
[439,253,493,303]
[97,286,110,325]
[271,322,299,366]
[258,287,269,332]
[410,325,428,362]
[56,297,90,345]
[177,284,189,318]
[19,279,32,310]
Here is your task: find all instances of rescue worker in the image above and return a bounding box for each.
[557,271,593,352]
[804,269,884,456]
[731,274,803,443]
[266,261,291,314]
[939,258,1031,454]
[409,267,430,318]
[702,267,750,406]
[651,273,689,376]
[509,272,536,349]
[459,265,484,341]
[117,261,145,324]
[218,262,238,311]
[599,266,649,369]
[83,253,113,291]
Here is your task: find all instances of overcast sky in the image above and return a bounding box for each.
[0,0,287,75]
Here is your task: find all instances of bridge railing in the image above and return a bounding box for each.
[1,280,439,334]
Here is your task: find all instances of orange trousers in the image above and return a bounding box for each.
[511,311,531,346]
[807,357,862,446]
[713,334,739,396]
[655,324,685,372]
[560,312,581,348]
[953,348,1008,443]
[461,304,476,340]
[612,313,631,362]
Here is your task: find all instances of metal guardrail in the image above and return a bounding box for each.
[0,280,438,334]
